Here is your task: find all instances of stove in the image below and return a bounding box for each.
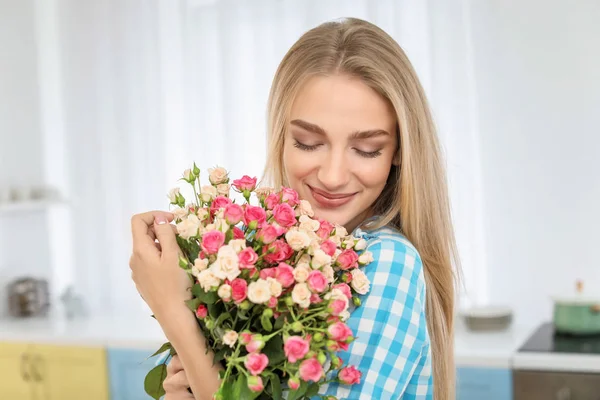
[518,322,600,355]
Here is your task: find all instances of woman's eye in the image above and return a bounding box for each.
[293,140,321,151]
[355,149,382,158]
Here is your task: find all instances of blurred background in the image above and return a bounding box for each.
[1,0,599,399]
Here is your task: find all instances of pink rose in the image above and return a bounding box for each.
[201,231,225,254]
[329,299,347,316]
[246,335,265,353]
[310,293,323,304]
[281,187,300,206]
[263,240,294,264]
[231,278,248,303]
[338,341,350,351]
[210,195,232,214]
[327,322,353,342]
[195,304,208,319]
[247,376,264,392]
[307,270,328,293]
[244,205,266,229]
[239,331,253,345]
[284,336,310,363]
[272,203,297,227]
[233,226,245,239]
[336,249,359,270]
[244,353,269,376]
[332,283,352,299]
[298,358,323,382]
[338,366,361,385]
[287,376,300,390]
[320,240,337,257]
[224,203,244,225]
[232,175,257,192]
[316,220,334,239]
[276,263,295,288]
[268,296,278,308]
[264,193,280,210]
[256,224,282,244]
[238,248,258,268]
[259,267,277,280]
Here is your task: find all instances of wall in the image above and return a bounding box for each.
[469,0,600,326]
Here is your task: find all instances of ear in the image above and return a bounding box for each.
[392,151,401,166]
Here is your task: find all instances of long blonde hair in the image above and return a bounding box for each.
[262,18,460,400]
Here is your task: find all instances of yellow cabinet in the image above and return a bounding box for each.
[0,342,34,399]
[0,342,109,400]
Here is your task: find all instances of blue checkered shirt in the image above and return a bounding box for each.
[315,225,433,399]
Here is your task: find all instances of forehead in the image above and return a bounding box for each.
[289,74,397,134]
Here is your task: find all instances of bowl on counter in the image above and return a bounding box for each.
[461,306,513,332]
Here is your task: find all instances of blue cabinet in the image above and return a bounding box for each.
[107,347,161,400]
[457,367,512,400]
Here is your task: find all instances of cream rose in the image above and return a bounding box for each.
[342,238,355,249]
[200,185,218,202]
[222,330,238,348]
[354,238,367,251]
[329,235,341,247]
[228,239,247,254]
[177,214,201,240]
[334,226,348,238]
[350,269,370,294]
[306,240,321,256]
[340,311,351,321]
[208,166,229,185]
[247,279,271,304]
[298,215,320,232]
[214,217,230,233]
[254,186,274,198]
[196,207,209,221]
[192,258,209,276]
[218,284,232,300]
[216,183,230,196]
[168,187,180,203]
[358,250,374,265]
[172,208,188,221]
[291,283,311,308]
[210,245,240,281]
[285,229,311,251]
[197,269,221,291]
[183,168,193,181]
[293,265,311,283]
[311,249,332,269]
[266,277,282,298]
[295,199,314,217]
[322,265,335,283]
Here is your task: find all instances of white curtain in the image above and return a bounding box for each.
[40,0,487,317]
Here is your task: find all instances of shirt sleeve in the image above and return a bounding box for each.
[315,237,430,400]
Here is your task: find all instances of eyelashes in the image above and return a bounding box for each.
[293,140,382,159]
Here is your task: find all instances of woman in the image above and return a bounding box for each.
[130,18,459,400]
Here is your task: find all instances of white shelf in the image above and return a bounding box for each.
[0,199,68,214]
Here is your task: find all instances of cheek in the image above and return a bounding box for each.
[283,145,316,183]
[355,160,393,190]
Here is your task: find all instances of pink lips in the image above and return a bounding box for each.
[308,185,356,208]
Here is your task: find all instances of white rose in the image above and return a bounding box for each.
[333,249,342,259]
[322,265,335,283]
[228,239,247,253]
[211,245,240,281]
[266,277,282,298]
[342,238,355,249]
[291,283,311,308]
[325,288,348,302]
[222,330,238,348]
[218,284,232,300]
[311,249,332,269]
[334,226,348,238]
[214,217,230,233]
[200,185,218,202]
[285,229,311,251]
[329,235,341,246]
[192,258,209,277]
[247,279,271,304]
[208,166,229,185]
[216,183,230,196]
[197,269,221,291]
[183,168,193,181]
[172,208,188,221]
[358,251,374,265]
[306,240,321,256]
[293,265,311,283]
[339,310,351,321]
[354,238,367,251]
[298,215,320,232]
[350,269,370,294]
[295,200,314,217]
[177,214,201,240]
[196,207,209,221]
[168,188,180,203]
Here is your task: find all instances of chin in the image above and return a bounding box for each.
[311,208,351,227]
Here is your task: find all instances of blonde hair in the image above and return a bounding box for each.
[262,18,460,400]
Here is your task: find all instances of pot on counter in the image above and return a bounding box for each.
[552,280,600,336]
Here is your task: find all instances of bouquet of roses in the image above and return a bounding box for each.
[144,164,374,400]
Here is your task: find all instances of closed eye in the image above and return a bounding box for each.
[355,148,382,158]
[293,140,321,151]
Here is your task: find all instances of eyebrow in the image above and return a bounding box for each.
[290,119,390,140]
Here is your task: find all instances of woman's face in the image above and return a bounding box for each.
[283,74,398,232]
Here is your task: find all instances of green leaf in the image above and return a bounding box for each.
[148,342,172,358]
[286,381,308,400]
[208,301,225,318]
[144,364,167,400]
[261,313,273,332]
[212,347,229,366]
[270,373,283,400]
[262,334,286,366]
[214,312,232,328]
[185,298,202,312]
[306,382,319,398]
[274,313,286,330]
[192,284,219,304]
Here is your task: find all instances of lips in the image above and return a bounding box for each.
[308,185,356,208]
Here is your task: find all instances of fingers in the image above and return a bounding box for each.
[167,355,184,375]
[131,211,174,257]
[163,370,190,394]
[153,218,179,258]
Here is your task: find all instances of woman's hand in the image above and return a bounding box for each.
[129,211,192,320]
[164,355,194,400]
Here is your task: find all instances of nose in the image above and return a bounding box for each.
[316,149,350,191]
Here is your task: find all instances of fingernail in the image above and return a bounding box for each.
[155,216,167,225]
